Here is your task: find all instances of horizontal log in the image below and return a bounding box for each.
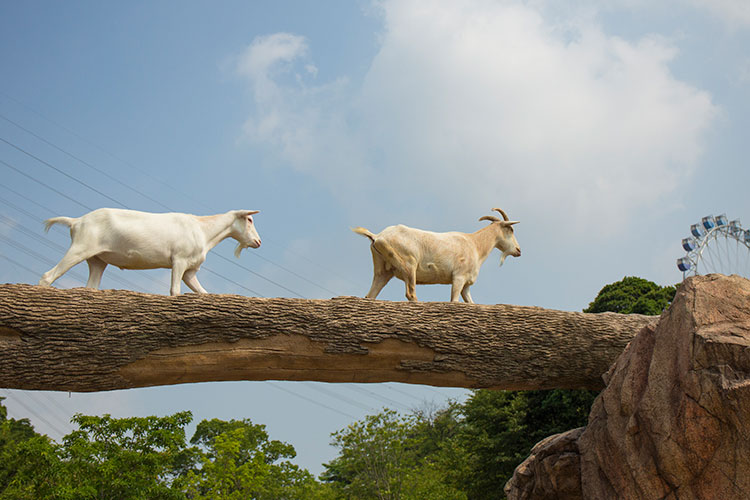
[0,284,658,392]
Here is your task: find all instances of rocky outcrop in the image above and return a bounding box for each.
[506,274,750,499]
[504,427,585,499]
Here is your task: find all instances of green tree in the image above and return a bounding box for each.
[404,405,468,500]
[1,402,331,500]
[177,418,330,499]
[59,412,193,500]
[453,389,597,499]
[323,409,417,500]
[0,397,62,500]
[584,276,676,315]
[323,408,465,500]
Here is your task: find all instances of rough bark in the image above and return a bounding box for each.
[0,284,656,393]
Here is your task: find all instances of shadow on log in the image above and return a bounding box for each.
[0,284,656,392]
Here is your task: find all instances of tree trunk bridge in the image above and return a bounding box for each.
[0,284,656,392]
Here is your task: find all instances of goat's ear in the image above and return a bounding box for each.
[501,220,520,226]
[237,210,260,218]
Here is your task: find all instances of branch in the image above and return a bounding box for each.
[0,284,657,392]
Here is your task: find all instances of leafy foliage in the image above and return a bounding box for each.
[584,276,676,315]
[323,408,466,500]
[323,409,418,499]
[59,412,193,499]
[177,418,329,499]
[455,389,597,499]
[0,397,61,500]
[0,398,330,499]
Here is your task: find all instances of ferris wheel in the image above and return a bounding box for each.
[677,214,750,280]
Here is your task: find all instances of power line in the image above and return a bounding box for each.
[201,266,264,297]
[265,382,357,419]
[347,384,411,411]
[0,112,173,211]
[248,252,338,297]
[385,383,438,404]
[0,135,128,208]
[263,239,361,293]
[0,390,69,437]
[0,252,45,276]
[21,390,74,434]
[0,90,215,212]
[0,214,66,253]
[36,392,74,422]
[306,383,378,413]
[1,158,94,211]
[0,188,67,229]
[213,253,305,299]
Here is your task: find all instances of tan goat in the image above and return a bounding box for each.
[352,208,521,303]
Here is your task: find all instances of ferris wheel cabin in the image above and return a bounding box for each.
[682,237,697,252]
[677,257,691,272]
[691,224,705,238]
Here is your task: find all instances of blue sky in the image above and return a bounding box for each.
[1,0,749,475]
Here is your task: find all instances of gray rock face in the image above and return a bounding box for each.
[506,274,750,500]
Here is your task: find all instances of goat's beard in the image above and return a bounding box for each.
[499,252,509,267]
[234,243,246,258]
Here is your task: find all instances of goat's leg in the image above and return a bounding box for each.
[182,269,208,294]
[366,271,393,299]
[169,262,187,296]
[40,245,98,286]
[450,276,469,302]
[460,284,474,304]
[85,256,108,289]
[365,246,393,299]
[404,264,418,302]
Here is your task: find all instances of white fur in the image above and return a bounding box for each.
[353,209,520,303]
[39,208,261,295]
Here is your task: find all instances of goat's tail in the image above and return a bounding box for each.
[351,226,377,243]
[43,216,76,233]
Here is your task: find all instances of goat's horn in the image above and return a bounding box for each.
[492,208,509,221]
[479,215,500,223]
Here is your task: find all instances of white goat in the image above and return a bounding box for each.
[39,208,261,295]
[352,208,521,303]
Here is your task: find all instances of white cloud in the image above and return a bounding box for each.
[235,33,371,193]
[236,33,308,82]
[235,0,717,237]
